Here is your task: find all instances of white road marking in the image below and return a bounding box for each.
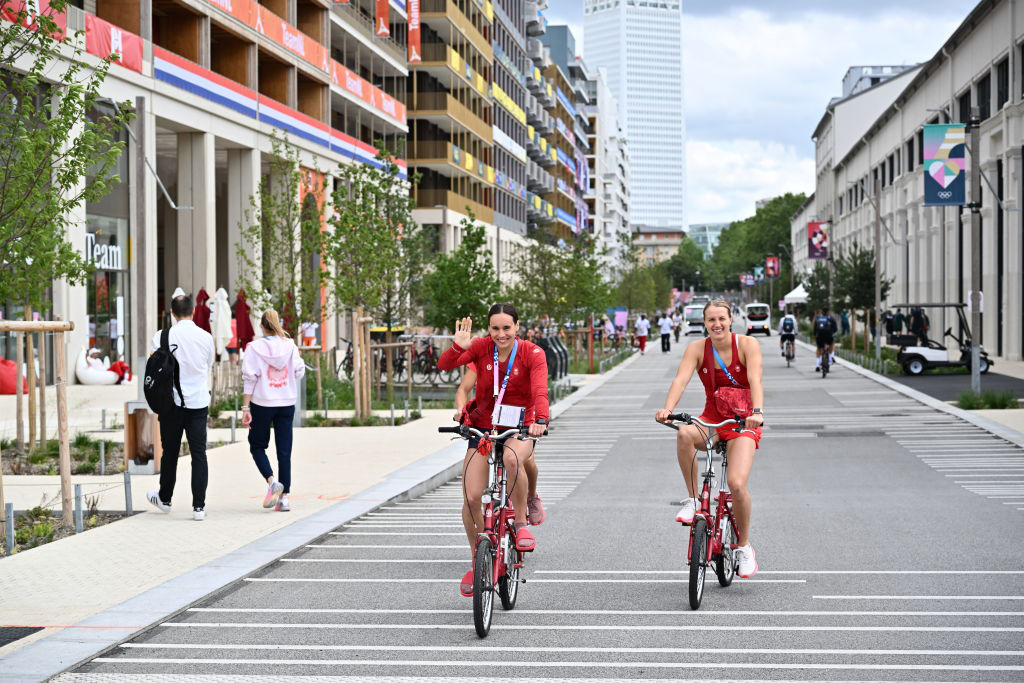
[814,595,1024,600]
[186,607,1024,616]
[281,558,465,563]
[327,532,466,536]
[533,569,1024,575]
[305,545,465,549]
[243,578,802,584]
[160,622,1024,633]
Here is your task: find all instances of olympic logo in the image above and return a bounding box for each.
[937,191,953,199]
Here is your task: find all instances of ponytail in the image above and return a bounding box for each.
[260,309,290,338]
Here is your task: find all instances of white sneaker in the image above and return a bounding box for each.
[262,481,284,508]
[147,490,171,512]
[675,498,698,525]
[193,507,206,521]
[734,544,758,578]
[830,354,836,364]
[275,496,290,512]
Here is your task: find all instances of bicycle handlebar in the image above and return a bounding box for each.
[664,413,745,429]
[438,424,548,440]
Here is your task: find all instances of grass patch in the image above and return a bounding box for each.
[958,390,1020,410]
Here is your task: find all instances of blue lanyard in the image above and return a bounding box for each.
[711,343,741,387]
[493,340,519,400]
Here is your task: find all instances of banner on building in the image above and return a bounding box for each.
[85,14,143,73]
[2,0,67,36]
[407,0,420,62]
[923,123,966,206]
[808,221,829,259]
[765,255,780,279]
[375,0,390,36]
[740,273,754,287]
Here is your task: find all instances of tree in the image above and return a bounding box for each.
[422,215,500,329]
[236,134,326,338]
[803,260,833,314]
[1,2,129,454]
[834,240,892,351]
[611,233,656,312]
[664,236,705,292]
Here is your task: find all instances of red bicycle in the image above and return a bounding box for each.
[438,423,543,637]
[661,413,745,609]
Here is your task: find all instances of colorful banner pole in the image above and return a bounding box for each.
[808,221,829,260]
[407,0,420,62]
[923,123,966,206]
[375,0,390,37]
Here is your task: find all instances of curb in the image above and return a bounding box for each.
[796,339,1024,448]
[1,355,636,683]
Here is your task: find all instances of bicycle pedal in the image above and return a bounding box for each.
[513,562,524,569]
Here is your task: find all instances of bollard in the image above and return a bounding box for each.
[74,484,83,533]
[99,441,106,476]
[418,396,422,413]
[230,414,236,443]
[101,408,106,430]
[5,503,13,554]
[390,403,395,426]
[404,399,409,422]
[123,471,133,515]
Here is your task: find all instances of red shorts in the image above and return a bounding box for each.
[698,414,763,449]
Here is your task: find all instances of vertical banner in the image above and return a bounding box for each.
[375,0,390,36]
[765,255,780,279]
[923,123,966,206]
[808,221,830,259]
[407,0,420,62]
[753,266,765,283]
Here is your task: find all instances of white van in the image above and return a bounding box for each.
[683,305,706,336]
[744,303,771,335]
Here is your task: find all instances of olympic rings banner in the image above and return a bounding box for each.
[808,221,829,260]
[923,123,966,206]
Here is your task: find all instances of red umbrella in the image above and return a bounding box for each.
[193,288,212,332]
[234,289,255,350]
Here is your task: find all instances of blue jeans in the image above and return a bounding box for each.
[248,403,295,494]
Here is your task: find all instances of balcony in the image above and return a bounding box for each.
[422,0,493,64]
[417,188,493,224]
[409,140,493,183]
[333,1,406,66]
[413,91,493,145]
[416,42,491,104]
[524,0,544,36]
[527,38,544,64]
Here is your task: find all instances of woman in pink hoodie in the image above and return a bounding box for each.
[241,309,306,511]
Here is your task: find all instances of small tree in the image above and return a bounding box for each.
[422,215,500,330]
[835,240,892,351]
[236,134,327,338]
[803,260,832,315]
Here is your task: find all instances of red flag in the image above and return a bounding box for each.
[375,0,390,36]
[407,0,421,63]
[85,14,143,72]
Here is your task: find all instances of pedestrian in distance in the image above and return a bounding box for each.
[893,307,906,334]
[241,309,305,513]
[634,313,651,355]
[840,309,851,336]
[147,293,215,521]
[657,312,674,353]
[672,309,683,343]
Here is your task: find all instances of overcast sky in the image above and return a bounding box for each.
[545,0,980,224]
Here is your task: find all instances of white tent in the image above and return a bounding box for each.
[783,283,808,305]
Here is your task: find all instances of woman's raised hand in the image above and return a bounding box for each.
[453,317,473,349]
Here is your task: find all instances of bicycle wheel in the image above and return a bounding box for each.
[498,527,521,610]
[822,355,829,378]
[473,537,494,637]
[688,517,709,610]
[715,514,737,587]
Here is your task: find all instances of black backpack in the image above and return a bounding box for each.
[782,318,795,333]
[814,316,832,335]
[144,328,184,416]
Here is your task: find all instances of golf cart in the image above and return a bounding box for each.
[891,303,992,376]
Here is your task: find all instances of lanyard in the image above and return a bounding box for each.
[492,340,519,404]
[711,343,741,387]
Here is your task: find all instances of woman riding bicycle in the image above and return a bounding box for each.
[655,298,764,578]
[438,303,549,597]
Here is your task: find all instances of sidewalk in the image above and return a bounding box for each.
[0,356,637,682]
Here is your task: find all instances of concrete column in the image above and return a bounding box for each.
[226,147,261,295]
[1004,147,1022,360]
[176,132,216,296]
[131,96,158,389]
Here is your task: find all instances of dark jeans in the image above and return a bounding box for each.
[661,333,671,352]
[158,406,209,509]
[248,403,295,494]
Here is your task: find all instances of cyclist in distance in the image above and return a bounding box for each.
[438,303,549,597]
[778,311,798,357]
[813,308,838,371]
[655,298,764,578]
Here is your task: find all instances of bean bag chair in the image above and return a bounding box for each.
[0,359,28,394]
[75,348,119,385]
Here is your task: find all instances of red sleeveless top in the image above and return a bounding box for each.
[698,333,751,421]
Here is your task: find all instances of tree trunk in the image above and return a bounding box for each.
[15,332,24,452]
[38,330,47,450]
[316,350,323,410]
[863,310,870,354]
[26,310,36,451]
[851,311,857,351]
[385,328,394,409]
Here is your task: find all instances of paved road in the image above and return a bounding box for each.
[59,326,1024,681]
[893,370,1024,402]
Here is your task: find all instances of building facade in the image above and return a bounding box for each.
[584,0,686,231]
[632,225,684,266]
[585,67,630,271]
[795,0,1024,361]
[687,222,727,259]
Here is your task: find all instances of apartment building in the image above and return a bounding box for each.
[6,0,410,379]
[585,66,630,271]
[794,0,1024,362]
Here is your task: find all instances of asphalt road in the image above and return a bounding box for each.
[59,324,1024,682]
[893,370,1024,402]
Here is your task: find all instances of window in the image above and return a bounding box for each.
[997,58,1009,110]
[887,154,895,185]
[905,138,915,172]
[958,89,972,124]
[978,74,991,120]
[917,128,924,165]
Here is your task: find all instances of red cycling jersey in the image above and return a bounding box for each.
[438,337,550,429]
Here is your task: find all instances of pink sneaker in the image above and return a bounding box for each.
[262,481,284,508]
[735,544,758,578]
[527,495,546,526]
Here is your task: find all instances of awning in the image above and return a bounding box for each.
[783,284,808,304]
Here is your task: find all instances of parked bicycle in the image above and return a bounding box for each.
[437,422,545,637]
[660,413,745,610]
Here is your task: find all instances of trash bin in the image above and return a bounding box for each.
[550,337,570,378]
[124,400,163,474]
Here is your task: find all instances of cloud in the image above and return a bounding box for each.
[686,139,814,224]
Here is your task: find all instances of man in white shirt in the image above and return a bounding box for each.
[147,294,215,521]
[657,313,675,353]
[671,310,682,343]
[634,314,651,355]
